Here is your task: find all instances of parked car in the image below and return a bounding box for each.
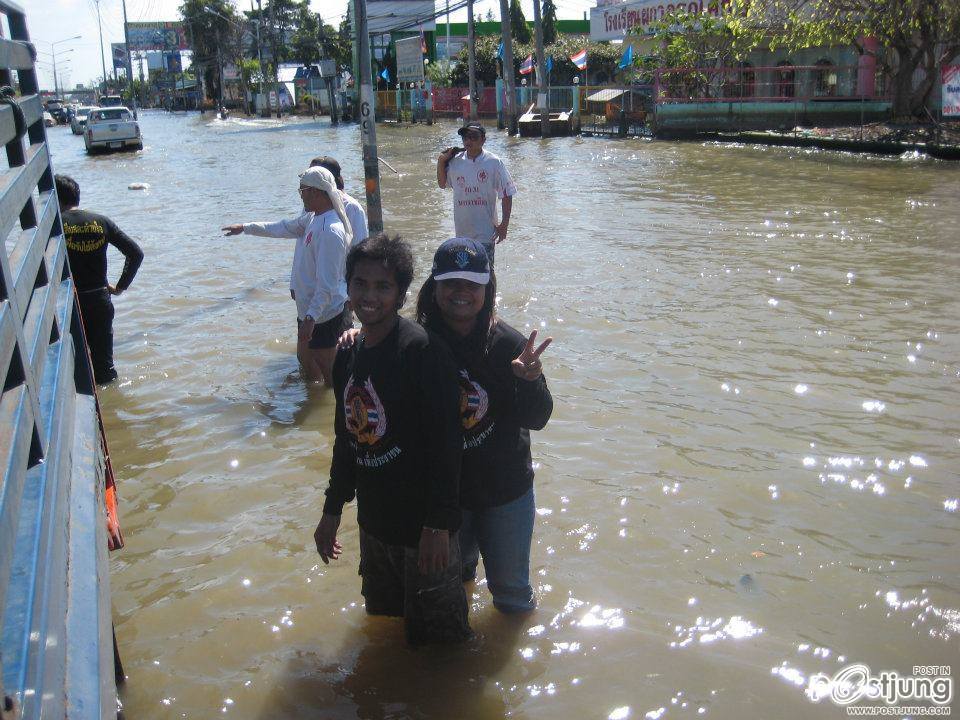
[84,107,142,153]
[44,99,68,124]
[43,110,55,127]
[70,106,96,135]
[98,95,125,107]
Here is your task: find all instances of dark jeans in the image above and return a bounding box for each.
[358,529,472,645]
[77,288,117,384]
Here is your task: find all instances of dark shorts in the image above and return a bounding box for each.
[358,529,472,645]
[298,309,351,350]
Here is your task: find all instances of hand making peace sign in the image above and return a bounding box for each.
[511,330,553,382]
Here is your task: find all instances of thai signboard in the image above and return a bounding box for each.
[942,65,960,117]
[395,35,424,83]
[589,0,731,41]
[126,21,188,51]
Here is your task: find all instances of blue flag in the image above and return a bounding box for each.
[545,56,553,72]
[496,42,504,59]
[380,67,390,82]
[618,44,633,70]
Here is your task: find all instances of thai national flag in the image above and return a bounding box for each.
[519,54,534,75]
[570,48,587,71]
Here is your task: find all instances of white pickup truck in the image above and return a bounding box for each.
[84,106,143,153]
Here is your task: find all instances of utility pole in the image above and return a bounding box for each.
[445,0,451,69]
[354,0,383,232]
[467,0,477,120]
[498,0,517,135]
[532,0,549,137]
[268,0,281,117]
[121,0,138,118]
[253,0,265,114]
[94,0,109,97]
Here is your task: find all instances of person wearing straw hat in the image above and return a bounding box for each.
[222,166,352,384]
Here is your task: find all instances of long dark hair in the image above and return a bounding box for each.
[415,271,498,358]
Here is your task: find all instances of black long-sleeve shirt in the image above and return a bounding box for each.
[61,209,143,292]
[322,317,463,548]
[442,320,553,511]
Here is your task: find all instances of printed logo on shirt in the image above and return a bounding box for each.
[459,370,489,430]
[456,175,466,188]
[64,220,107,253]
[344,374,387,446]
[477,169,488,184]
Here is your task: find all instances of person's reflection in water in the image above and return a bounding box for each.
[258,610,529,719]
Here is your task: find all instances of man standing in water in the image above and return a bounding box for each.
[436,123,517,264]
[56,174,144,385]
[314,234,471,645]
[222,166,352,383]
[310,155,368,243]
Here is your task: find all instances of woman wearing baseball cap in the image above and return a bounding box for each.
[415,237,553,613]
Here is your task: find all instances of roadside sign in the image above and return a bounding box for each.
[943,65,960,117]
[395,36,424,84]
[269,91,278,109]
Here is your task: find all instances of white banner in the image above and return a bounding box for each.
[395,35,424,83]
[943,65,960,117]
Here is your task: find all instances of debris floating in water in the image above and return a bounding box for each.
[128,182,149,190]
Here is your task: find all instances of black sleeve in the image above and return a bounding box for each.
[104,217,144,291]
[499,324,554,431]
[323,349,356,515]
[419,333,463,531]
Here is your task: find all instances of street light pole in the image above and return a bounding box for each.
[120,0,138,118]
[49,36,80,97]
[94,0,109,95]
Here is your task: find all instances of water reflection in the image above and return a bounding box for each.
[43,113,960,719]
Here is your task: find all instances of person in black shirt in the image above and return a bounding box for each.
[314,233,471,645]
[56,175,143,384]
[415,237,553,613]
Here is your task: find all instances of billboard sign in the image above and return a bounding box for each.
[126,21,188,51]
[589,0,731,41]
[943,65,960,117]
[395,35,424,83]
[111,43,127,69]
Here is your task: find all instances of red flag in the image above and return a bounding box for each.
[420,27,427,54]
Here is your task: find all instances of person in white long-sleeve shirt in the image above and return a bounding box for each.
[309,155,368,244]
[222,166,352,384]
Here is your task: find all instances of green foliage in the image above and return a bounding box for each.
[510,0,532,43]
[239,58,264,87]
[180,0,238,99]
[727,0,960,116]
[542,0,558,45]
[426,59,455,86]
[449,35,623,86]
[291,2,321,65]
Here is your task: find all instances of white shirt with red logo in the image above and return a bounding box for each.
[445,149,516,246]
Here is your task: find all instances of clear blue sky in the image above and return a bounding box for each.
[27,0,596,90]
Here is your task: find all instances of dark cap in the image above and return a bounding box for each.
[457,123,486,137]
[431,237,490,284]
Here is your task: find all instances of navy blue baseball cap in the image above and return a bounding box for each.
[431,237,491,284]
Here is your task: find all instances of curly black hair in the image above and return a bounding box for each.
[345,232,415,304]
[54,174,80,207]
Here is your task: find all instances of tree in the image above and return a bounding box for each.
[638,8,753,97]
[180,0,237,100]
[510,0,532,43]
[291,1,321,65]
[729,0,960,118]
[485,9,496,22]
[542,0,558,45]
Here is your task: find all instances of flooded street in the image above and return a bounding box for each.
[47,111,960,719]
